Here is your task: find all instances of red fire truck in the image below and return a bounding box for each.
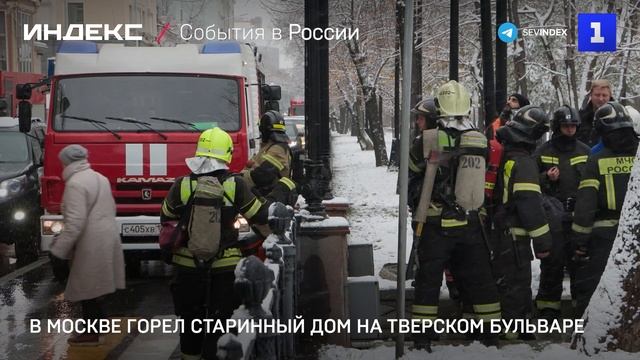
[289,97,305,116]
[17,40,280,268]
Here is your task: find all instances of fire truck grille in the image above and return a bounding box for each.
[115,197,163,205]
[120,236,158,243]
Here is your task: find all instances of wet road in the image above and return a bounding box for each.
[0,259,177,360]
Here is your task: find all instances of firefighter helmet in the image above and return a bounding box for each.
[259,110,289,143]
[411,97,438,118]
[594,101,634,135]
[496,105,549,145]
[411,97,439,130]
[435,80,471,117]
[195,127,233,164]
[551,105,581,133]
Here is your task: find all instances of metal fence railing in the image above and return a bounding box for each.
[216,218,297,360]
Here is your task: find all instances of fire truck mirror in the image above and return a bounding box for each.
[18,101,32,133]
[262,84,282,101]
[16,84,33,100]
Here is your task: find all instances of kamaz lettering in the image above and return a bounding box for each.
[117,177,175,183]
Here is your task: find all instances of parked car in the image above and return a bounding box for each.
[284,116,305,151]
[0,117,44,265]
[284,116,305,184]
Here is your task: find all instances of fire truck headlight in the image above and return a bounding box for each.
[42,220,64,235]
[234,216,250,233]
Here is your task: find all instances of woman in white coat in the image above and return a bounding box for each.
[49,144,125,346]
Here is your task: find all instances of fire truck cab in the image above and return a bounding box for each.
[17,40,280,268]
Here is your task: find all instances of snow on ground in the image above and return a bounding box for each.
[331,129,548,293]
[319,342,637,360]
[331,131,411,279]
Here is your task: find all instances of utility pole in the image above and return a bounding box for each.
[303,0,331,214]
[495,0,508,113]
[480,0,496,130]
[450,0,459,81]
[396,0,414,357]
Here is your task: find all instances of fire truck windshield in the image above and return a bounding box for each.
[52,75,241,132]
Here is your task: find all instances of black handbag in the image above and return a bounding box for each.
[49,252,69,283]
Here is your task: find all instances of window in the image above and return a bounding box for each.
[67,2,84,25]
[16,11,32,72]
[0,11,6,70]
[53,75,242,132]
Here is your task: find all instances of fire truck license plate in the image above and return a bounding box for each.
[121,224,161,236]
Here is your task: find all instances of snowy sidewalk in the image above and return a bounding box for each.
[331,130,547,292]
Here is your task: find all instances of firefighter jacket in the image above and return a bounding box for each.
[160,170,296,269]
[534,136,590,203]
[243,140,293,194]
[571,146,636,247]
[496,148,553,254]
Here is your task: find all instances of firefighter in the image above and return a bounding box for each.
[493,105,552,340]
[408,98,439,215]
[161,127,295,360]
[410,81,501,351]
[241,110,296,257]
[485,94,530,221]
[243,110,294,198]
[572,102,638,317]
[533,106,590,319]
[407,97,461,300]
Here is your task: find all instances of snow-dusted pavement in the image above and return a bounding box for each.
[331,130,543,291]
[326,130,635,359]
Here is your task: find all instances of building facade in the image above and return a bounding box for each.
[1,0,42,73]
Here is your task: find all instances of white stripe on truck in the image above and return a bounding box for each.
[125,144,143,175]
[149,144,167,176]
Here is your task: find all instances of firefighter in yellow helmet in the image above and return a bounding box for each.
[410,81,501,351]
[161,127,294,359]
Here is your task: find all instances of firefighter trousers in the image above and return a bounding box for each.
[573,225,617,318]
[170,265,240,359]
[412,215,501,340]
[535,221,576,314]
[494,230,534,322]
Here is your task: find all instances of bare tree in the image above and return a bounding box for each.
[333,0,395,166]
